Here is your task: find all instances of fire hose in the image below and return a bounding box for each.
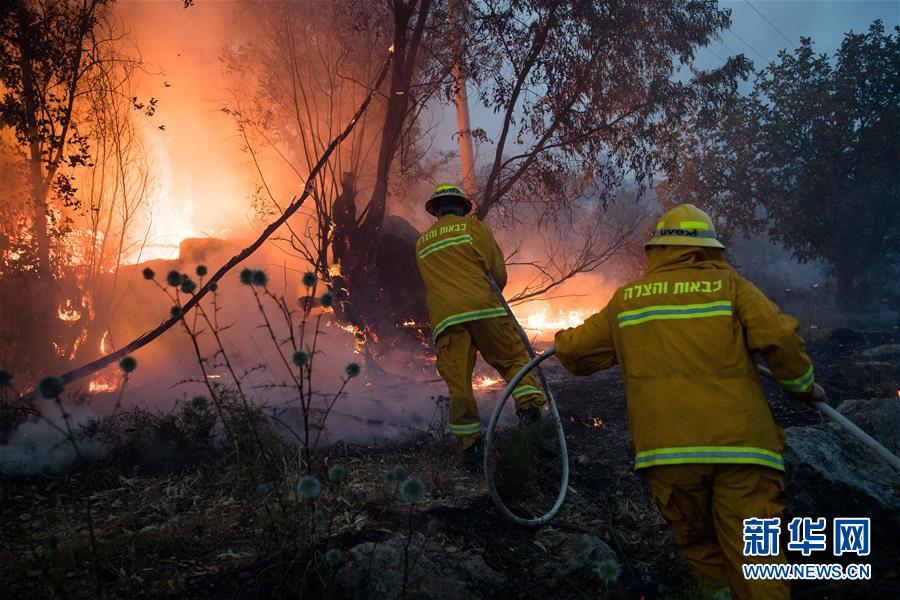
[483,275,569,526]
[486,345,900,528]
[756,365,900,472]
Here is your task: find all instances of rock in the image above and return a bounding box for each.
[334,533,506,600]
[858,344,900,360]
[534,529,619,584]
[784,398,900,517]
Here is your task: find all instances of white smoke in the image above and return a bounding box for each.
[0,400,102,475]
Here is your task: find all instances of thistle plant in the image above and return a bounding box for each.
[242,266,360,471]
[400,477,427,599]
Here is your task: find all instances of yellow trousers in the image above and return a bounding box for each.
[644,464,789,600]
[435,316,546,447]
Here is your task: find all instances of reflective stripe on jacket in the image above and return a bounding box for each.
[554,246,815,471]
[415,215,508,342]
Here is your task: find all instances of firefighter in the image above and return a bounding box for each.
[554,204,824,600]
[416,184,547,470]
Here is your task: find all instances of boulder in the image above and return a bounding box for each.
[534,529,621,584]
[784,398,900,517]
[334,533,506,600]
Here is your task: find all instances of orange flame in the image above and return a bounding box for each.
[474,375,503,390]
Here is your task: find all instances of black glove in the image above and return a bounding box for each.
[788,382,827,403]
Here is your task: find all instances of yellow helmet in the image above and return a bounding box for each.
[426,183,472,216]
[645,203,724,249]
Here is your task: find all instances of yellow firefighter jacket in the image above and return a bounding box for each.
[554,246,815,472]
[415,214,507,342]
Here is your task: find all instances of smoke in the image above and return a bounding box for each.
[0,400,102,475]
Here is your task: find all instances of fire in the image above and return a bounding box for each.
[89,377,118,393]
[589,417,604,428]
[474,375,503,390]
[57,302,82,322]
[328,262,342,277]
[515,305,597,338]
[100,331,112,355]
[401,320,419,327]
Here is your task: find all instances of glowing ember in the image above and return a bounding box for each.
[401,320,419,327]
[328,262,342,277]
[474,375,503,390]
[89,378,117,393]
[57,303,82,322]
[589,417,604,428]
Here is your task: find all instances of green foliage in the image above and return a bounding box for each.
[665,21,900,306]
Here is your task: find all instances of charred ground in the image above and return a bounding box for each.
[1,328,898,599]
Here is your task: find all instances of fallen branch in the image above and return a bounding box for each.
[17,47,395,408]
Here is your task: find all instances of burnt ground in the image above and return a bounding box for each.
[1,328,898,599]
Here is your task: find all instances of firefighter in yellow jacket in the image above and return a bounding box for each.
[554,204,824,600]
[416,184,546,469]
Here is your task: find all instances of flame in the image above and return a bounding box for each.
[328,262,342,277]
[401,320,419,327]
[589,417,604,428]
[100,331,112,354]
[474,375,503,390]
[57,302,82,322]
[89,376,118,393]
[515,305,597,339]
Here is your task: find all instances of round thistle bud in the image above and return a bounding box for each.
[325,548,342,567]
[328,464,347,483]
[181,273,190,284]
[400,478,426,504]
[239,268,254,285]
[142,267,155,280]
[302,271,317,288]
[191,395,208,410]
[0,369,12,387]
[170,305,182,319]
[320,291,334,308]
[181,279,197,294]
[38,376,65,399]
[594,558,621,584]
[208,282,218,292]
[251,270,268,287]
[297,475,321,499]
[345,363,360,378]
[292,350,309,367]
[255,482,270,497]
[386,464,407,482]
[119,356,137,373]
[196,265,208,277]
[166,270,182,287]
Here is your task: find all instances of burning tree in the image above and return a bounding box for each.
[0,0,157,379]
[223,0,748,357]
